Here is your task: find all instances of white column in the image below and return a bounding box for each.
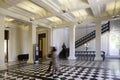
[95,21,102,60]
[69,25,76,59]
[50,28,53,46]
[27,23,37,63]
[32,24,37,44]
[0,14,5,64]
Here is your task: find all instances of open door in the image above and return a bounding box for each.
[38,33,46,59]
[39,38,43,58]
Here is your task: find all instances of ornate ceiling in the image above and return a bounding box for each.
[0,0,120,28]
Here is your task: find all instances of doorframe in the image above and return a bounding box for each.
[4,30,9,63]
[38,38,43,58]
[38,33,46,59]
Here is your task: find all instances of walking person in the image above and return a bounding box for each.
[47,46,59,74]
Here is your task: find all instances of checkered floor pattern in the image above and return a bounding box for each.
[43,60,109,68]
[0,62,120,80]
[0,71,42,80]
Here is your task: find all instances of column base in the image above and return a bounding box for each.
[27,59,34,63]
[94,56,102,61]
[68,56,76,59]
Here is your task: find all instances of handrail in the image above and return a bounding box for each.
[75,22,110,48]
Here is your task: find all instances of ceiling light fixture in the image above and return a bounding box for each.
[17,1,47,14]
[42,0,60,12]
[72,9,88,17]
[77,22,81,24]
[4,17,14,22]
[30,17,35,21]
[47,16,62,22]
[61,8,69,13]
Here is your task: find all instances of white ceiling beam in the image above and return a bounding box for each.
[31,0,69,21]
[0,8,49,27]
[55,20,93,29]
[31,0,94,23]
[0,7,30,22]
[54,17,95,28]
[8,6,34,18]
[54,14,117,28]
[88,0,114,17]
[88,0,101,16]
[0,0,116,28]
[33,21,49,28]
[35,0,115,20]
[33,1,87,20]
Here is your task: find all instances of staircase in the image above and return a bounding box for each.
[75,22,110,48]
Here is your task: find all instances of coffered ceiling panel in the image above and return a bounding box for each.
[58,0,89,11]
[16,0,51,18]
[37,19,51,25]
[0,0,120,28]
[47,16,66,25]
[71,8,93,17]
[4,17,14,22]
[72,9,88,17]
[8,6,34,18]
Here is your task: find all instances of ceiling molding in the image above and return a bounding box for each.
[0,8,49,27]
[0,7,30,22]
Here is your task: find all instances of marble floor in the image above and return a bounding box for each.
[0,59,120,80]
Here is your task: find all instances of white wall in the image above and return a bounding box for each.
[8,24,17,62]
[109,19,120,57]
[8,23,30,62]
[53,28,69,55]
[75,25,95,41]
[75,26,109,56]
[20,25,29,54]
[101,32,109,55]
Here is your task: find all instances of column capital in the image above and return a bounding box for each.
[69,25,76,28]
[95,20,101,24]
[32,22,38,28]
[73,24,76,27]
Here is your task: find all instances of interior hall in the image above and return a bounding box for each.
[0,0,120,80]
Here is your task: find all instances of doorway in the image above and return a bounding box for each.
[38,33,46,59]
[4,30,9,63]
